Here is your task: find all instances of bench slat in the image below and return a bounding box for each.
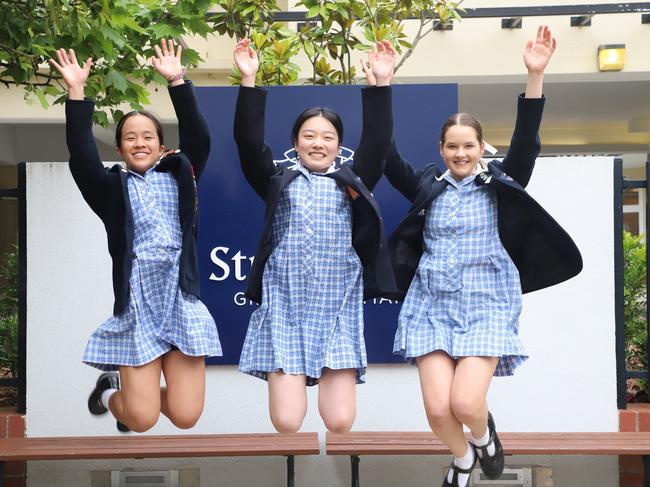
[0,433,320,461]
[326,432,650,456]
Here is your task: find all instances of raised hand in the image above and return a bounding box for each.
[368,40,396,87]
[524,25,557,75]
[49,48,92,100]
[152,39,185,86]
[233,39,259,87]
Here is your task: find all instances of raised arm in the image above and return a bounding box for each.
[383,140,423,203]
[50,48,108,218]
[233,39,276,199]
[153,39,211,181]
[360,43,421,201]
[354,41,395,190]
[502,25,555,187]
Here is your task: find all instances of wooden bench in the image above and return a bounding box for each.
[326,431,650,486]
[0,432,320,487]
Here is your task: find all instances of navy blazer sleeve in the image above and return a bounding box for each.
[500,95,545,188]
[353,86,393,191]
[234,86,277,200]
[169,81,211,182]
[384,139,425,204]
[65,99,109,220]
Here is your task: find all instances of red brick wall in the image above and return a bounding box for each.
[619,405,650,487]
[0,408,25,487]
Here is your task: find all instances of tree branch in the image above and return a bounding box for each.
[394,14,434,73]
[0,78,55,87]
[0,44,38,58]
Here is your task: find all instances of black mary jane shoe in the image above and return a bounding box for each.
[116,420,131,433]
[441,454,477,487]
[87,372,120,415]
[471,411,505,480]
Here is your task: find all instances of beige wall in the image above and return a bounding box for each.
[626,165,650,180]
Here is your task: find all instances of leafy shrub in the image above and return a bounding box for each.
[624,231,648,400]
[0,246,18,377]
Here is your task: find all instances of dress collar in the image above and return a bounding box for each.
[435,160,489,184]
[289,160,338,176]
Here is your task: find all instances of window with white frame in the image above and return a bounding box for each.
[623,188,646,236]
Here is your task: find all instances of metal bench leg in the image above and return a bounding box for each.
[0,461,4,487]
[350,455,360,487]
[643,455,650,487]
[286,455,295,487]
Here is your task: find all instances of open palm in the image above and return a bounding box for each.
[233,39,259,79]
[152,39,183,79]
[49,49,92,90]
[524,25,556,74]
[368,40,396,85]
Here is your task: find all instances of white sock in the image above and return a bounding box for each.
[101,388,118,410]
[472,426,495,457]
[448,443,474,485]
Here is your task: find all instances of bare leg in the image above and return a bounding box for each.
[450,356,499,437]
[318,368,357,433]
[161,350,206,429]
[110,359,163,433]
[267,371,307,433]
[417,351,468,457]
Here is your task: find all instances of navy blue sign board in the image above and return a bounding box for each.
[195,84,457,365]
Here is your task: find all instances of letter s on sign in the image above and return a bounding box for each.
[209,247,230,281]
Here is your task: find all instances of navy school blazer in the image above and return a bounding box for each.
[385,95,583,300]
[233,85,399,304]
[65,81,210,315]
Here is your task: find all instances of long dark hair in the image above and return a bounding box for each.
[440,113,483,145]
[291,107,343,145]
[115,110,164,147]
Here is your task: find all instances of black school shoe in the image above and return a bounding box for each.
[441,453,477,487]
[87,372,120,415]
[116,420,130,433]
[471,411,505,480]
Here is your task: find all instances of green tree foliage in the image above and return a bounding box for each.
[212,0,303,86]
[296,0,464,85]
[361,0,464,72]
[0,0,213,126]
[216,0,465,86]
[624,231,647,369]
[210,0,278,40]
[297,0,368,85]
[0,0,465,114]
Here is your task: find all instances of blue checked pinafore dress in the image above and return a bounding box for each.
[83,167,222,371]
[393,171,528,376]
[238,164,366,385]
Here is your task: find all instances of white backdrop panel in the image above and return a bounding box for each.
[24,157,617,486]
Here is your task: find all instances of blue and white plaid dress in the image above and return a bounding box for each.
[238,164,366,385]
[393,171,528,376]
[83,167,222,371]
